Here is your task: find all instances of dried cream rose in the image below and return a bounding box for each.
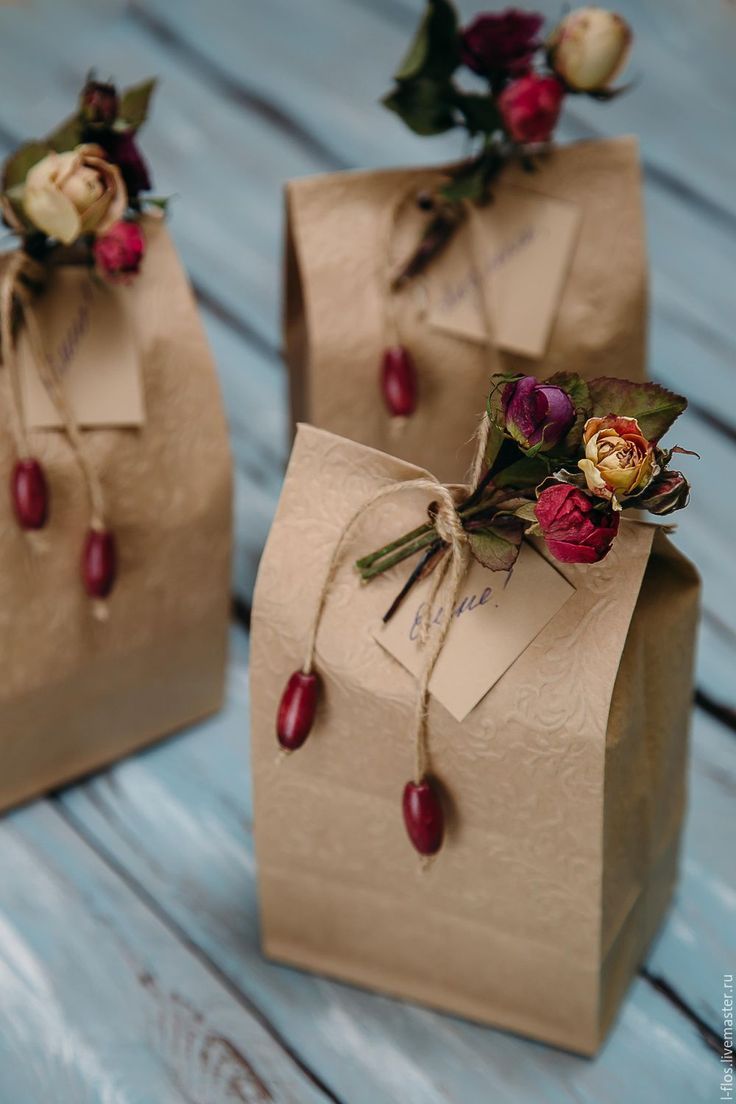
[578,414,657,509]
[22,144,127,244]
[548,7,632,93]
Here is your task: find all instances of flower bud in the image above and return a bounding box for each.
[80,79,119,126]
[634,470,690,516]
[94,220,145,282]
[502,376,575,452]
[548,7,632,92]
[498,74,565,144]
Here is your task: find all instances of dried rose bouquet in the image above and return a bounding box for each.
[357,373,694,620]
[384,2,633,285]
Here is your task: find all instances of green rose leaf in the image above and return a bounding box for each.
[46,113,83,153]
[119,77,157,132]
[588,377,687,441]
[383,79,457,136]
[452,92,500,137]
[468,516,524,572]
[440,158,488,203]
[493,455,549,490]
[394,0,460,83]
[2,141,49,191]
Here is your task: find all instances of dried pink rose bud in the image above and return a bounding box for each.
[94,220,145,282]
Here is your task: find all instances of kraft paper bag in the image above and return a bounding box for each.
[250,423,699,1055]
[284,137,648,483]
[0,217,232,811]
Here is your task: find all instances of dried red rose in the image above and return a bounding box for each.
[535,483,619,564]
[94,219,145,282]
[460,9,543,81]
[498,73,564,143]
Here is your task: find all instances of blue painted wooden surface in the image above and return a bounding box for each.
[0,1,734,1101]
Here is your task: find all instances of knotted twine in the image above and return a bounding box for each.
[299,407,491,787]
[296,193,504,784]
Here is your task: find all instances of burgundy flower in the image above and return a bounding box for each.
[535,483,619,564]
[460,9,543,81]
[502,375,575,451]
[498,73,565,143]
[634,469,690,516]
[94,220,145,282]
[80,79,119,127]
[96,130,152,198]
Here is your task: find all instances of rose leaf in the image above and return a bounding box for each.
[383,78,457,136]
[393,0,460,83]
[46,113,83,154]
[493,455,549,489]
[119,77,157,132]
[468,517,524,572]
[588,377,687,440]
[1,141,50,191]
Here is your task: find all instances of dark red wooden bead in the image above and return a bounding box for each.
[82,528,117,599]
[11,458,49,530]
[276,670,319,751]
[381,345,417,417]
[402,778,444,856]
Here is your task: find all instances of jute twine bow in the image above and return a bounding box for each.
[300,412,491,788]
[0,251,107,531]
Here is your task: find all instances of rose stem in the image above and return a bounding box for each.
[360,529,438,581]
[382,540,444,624]
[355,520,432,570]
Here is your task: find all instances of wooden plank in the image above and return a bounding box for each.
[55,626,728,1104]
[0,797,337,1103]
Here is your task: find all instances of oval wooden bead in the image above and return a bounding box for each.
[381,345,418,417]
[11,458,49,530]
[402,778,444,856]
[276,670,319,751]
[82,528,117,599]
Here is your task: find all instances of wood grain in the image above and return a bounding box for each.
[0,0,732,1099]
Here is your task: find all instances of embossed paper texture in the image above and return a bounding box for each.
[250,424,699,1055]
[0,218,233,811]
[285,136,648,483]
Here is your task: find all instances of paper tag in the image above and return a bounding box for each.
[375,542,575,722]
[19,267,144,429]
[427,185,581,359]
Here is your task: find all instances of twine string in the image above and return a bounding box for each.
[302,192,504,784]
[0,252,107,530]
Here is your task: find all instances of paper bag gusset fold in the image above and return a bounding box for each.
[250,424,699,1054]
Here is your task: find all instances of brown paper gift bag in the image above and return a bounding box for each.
[0,217,232,811]
[250,423,699,1055]
[284,136,648,483]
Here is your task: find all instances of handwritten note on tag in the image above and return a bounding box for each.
[375,542,575,722]
[19,267,144,429]
[427,185,581,359]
